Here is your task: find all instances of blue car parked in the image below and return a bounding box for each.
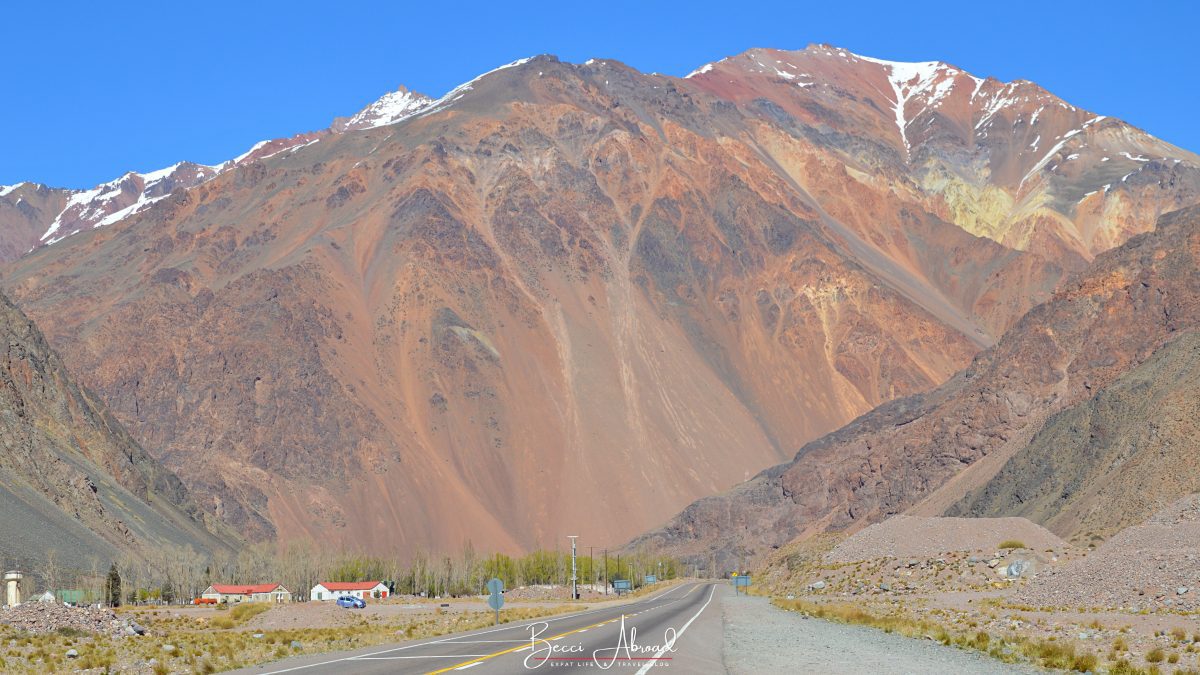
[336,596,366,608]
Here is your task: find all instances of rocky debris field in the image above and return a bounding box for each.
[827,516,1067,563]
[1018,495,1200,611]
[0,602,141,639]
[804,548,1057,598]
[760,508,1200,673]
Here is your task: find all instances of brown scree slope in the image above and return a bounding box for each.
[0,290,231,570]
[634,203,1200,568]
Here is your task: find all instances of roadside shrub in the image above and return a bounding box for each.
[1071,652,1098,672]
[230,603,270,622]
[998,540,1027,550]
[1030,638,1075,669]
[1108,659,1136,674]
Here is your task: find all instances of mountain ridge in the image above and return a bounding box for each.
[632,201,1200,568]
[0,288,233,571]
[1,46,1197,555]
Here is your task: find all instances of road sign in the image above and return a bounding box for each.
[732,575,752,595]
[644,575,657,584]
[486,577,505,624]
[612,579,632,594]
[487,592,504,611]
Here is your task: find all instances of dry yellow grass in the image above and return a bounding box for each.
[0,603,577,673]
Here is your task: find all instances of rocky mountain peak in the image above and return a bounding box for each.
[332,85,434,132]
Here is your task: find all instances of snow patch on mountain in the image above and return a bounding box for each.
[855,54,957,156]
[231,141,271,165]
[1020,115,1108,186]
[415,56,535,120]
[0,183,26,198]
[338,88,433,131]
[38,162,225,245]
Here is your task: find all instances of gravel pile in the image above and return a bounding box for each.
[1019,495,1200,611]
[827,516,1066,563]
[0,603,135,638]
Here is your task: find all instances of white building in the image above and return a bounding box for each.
[309,581,389,601]
[201,583,292,604]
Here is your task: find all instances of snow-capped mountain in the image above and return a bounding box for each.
[39,162,219,245]
[0,86,434,260]
[1,46,1198,556]
[685,45,1200,259]
[332,86,433,131]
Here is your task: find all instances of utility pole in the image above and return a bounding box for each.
[568,536,578,601]
[589,547,594,591]
[603,549,608,595]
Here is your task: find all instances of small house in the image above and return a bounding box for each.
[201,583,292,604]
[309,581,389,601]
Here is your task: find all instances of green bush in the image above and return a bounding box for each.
[997,540,1027,550]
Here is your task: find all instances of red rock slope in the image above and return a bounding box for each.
[633,203,1200,569]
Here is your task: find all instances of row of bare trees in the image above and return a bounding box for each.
[25,542,681,606]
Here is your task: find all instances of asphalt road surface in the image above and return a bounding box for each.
[233,581,721,674]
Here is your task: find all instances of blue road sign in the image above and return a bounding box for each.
[644,575,657,584]
[487,593,504,611]
[732,575,751,587]
[613,579,632,593]
[486,578,505,595]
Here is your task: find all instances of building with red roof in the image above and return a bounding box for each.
[310,581,389,601]
[201,583,292,604]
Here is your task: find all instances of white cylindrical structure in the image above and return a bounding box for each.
[4,571,23,607]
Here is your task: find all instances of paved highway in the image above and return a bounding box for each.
[233,581,723,674]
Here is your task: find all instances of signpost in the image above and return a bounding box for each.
[486,578,505,625]
[612,579,632,595]
[643,575,657,584]
[568,536,578,600]
[732,574,752,596]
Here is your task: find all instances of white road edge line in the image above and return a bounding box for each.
[256,583,693,673]
[350,655,490,660]
[455,663,482,670]
[635,584,716,675]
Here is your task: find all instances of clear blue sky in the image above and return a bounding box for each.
[3,1,1195,188]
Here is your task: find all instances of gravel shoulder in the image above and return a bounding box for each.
[722,592,1038,674]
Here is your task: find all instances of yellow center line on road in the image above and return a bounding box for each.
[427,584,699,674]
[425,615,613,674]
